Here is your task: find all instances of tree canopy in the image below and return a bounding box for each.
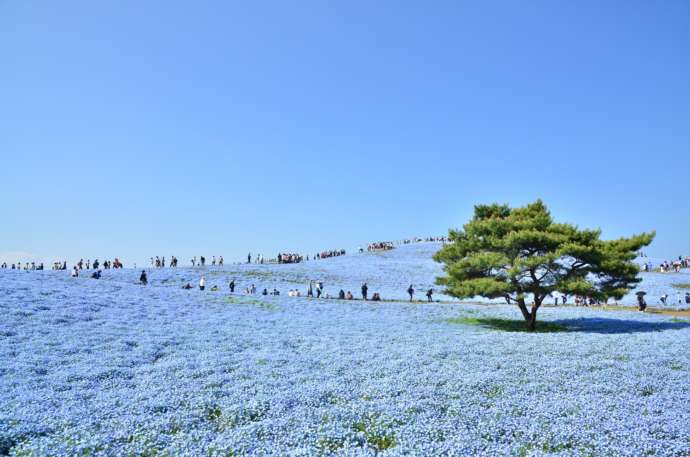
[434,200,655,330]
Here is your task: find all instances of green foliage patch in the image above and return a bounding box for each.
[445,316,569,333]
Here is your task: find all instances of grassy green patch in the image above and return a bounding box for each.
[352,415,397,451]
[671,283,690,289]
[640,386,655,397]
[316,435,347,454]
[444,316,569,333]
[666,361,684,370]
[222,296,279,311]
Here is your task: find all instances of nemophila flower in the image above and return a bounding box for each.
[0,244,689,455]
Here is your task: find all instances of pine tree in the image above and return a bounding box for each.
[434,200,654,330]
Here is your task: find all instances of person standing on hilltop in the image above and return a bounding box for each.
[361,283,368,300]
[199,276,206,291]
[426,289,433,302]
[140,270,147,285]
[248,253,252,264]
[407,285,414,301]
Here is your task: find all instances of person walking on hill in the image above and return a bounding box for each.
[139,270,147,285]
[426,289,433,302]
[407,285,414,301]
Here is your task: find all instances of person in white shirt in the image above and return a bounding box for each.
[71,267,78,278]
[199,276,206,291]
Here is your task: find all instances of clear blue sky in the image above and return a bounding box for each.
[1,1,689,266]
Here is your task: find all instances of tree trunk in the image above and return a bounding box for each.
[527,310,537,331]
[516,299,531,322]
[526,302,541,331]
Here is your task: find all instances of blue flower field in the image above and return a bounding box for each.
[1,244,690,456]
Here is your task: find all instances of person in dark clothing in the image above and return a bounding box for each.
[426,289,433,302]
[637,294,647,312]
[182,283,193,290]
[229,280,235,293]
[407,285,414,301]
[685,292,690,305]
[248,253,252,264]
[262,288,268,296]
[361,283,368,300]
[371,293,381,301]
[339,289,345,299]
[200,256,205,267]
[140,270,148,285]
[91,270,101,279]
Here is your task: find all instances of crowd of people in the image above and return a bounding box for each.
[1,262,45,270]
[73,258,124,270]
[167,276,417,304]
[365,242,395,252]
[2,235,450,273]
[150,256,180,268]
[277,253,303,264]
[0,258,124,271]
[547,290,690,310]
[314,249,346,260]
[188,256,224,267]
[400,236,448,244]
[639,255,689,273]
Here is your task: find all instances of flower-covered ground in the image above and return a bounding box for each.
[1,244,689,456]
